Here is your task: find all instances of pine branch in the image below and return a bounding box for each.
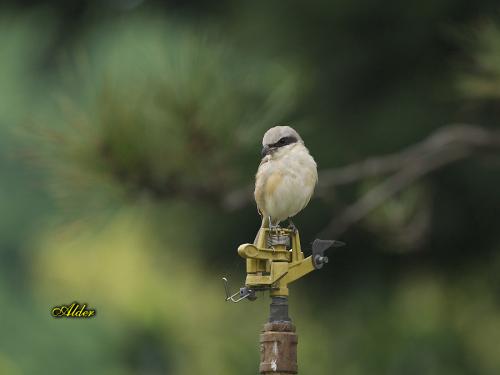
[222,124,500,237]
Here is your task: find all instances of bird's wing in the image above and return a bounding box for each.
[254,156,270,216]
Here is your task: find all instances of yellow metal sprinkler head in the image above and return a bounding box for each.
[222,225,344,302]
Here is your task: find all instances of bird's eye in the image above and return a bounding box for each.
[273,136,296,148]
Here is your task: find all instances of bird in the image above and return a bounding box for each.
[254,125,318,230]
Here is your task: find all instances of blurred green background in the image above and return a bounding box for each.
[1,1,500,374]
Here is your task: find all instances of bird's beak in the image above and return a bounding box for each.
[261,145,271,157]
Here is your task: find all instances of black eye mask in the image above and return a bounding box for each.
[261,136,299,157]
[271,136,298,148]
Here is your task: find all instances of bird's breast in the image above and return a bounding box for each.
[254,145,317,223]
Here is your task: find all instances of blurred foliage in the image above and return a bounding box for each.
[27,15,299,213]
[365,183,432,251]
[459,21,500,100]
[1,1,500,375]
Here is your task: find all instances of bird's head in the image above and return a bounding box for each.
[261,126,303,158]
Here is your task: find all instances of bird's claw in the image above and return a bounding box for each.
[287,219,297,233]
[270,223,281,234]
[268,216,281,234]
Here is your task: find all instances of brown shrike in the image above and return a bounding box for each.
[254,126,318,228]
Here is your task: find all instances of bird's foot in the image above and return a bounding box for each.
[270,223,281,234]
[287,219,298,233]
[268,216,281,234]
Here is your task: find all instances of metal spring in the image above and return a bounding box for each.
[267,232,291,248]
